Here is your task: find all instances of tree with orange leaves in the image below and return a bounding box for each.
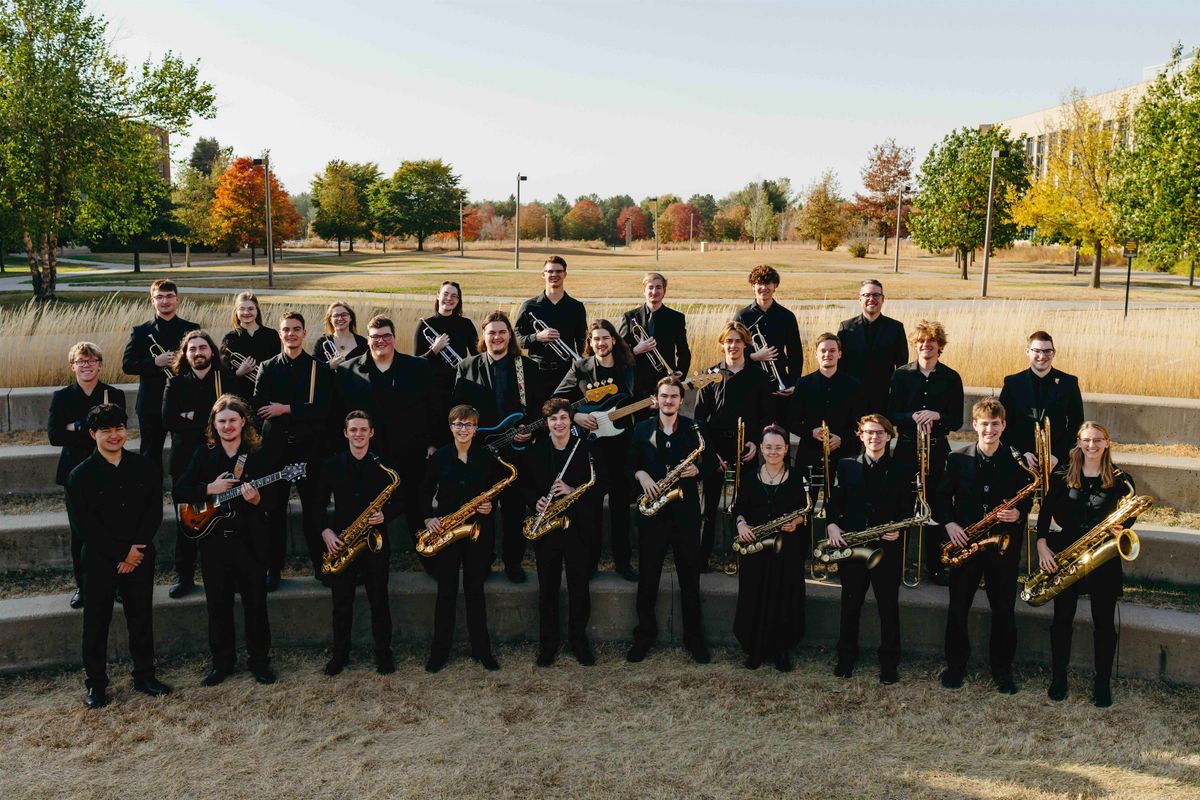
[660,202,702,243]
[210,156,302,264]
[615,206,647,242]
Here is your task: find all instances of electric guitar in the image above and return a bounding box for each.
[178,462,307,540]
[588,370,725,439]
[484,380,618,452]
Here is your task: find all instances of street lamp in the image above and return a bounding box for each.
[514,173,527,270]
[649,197,659,261]
[458,196,464,257]
[981,148,1000,297]
[252,153,274,288]
[893,182,910,274]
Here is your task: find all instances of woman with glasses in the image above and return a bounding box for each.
[1035,422,1137,708]
[313,301,368,369]
[419,405,502,673]
[413,282,478,445]
[731,424,810,672]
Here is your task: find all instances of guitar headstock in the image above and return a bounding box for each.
[583,379,617,403]
[283,462,307,483]
[686,371,724,390]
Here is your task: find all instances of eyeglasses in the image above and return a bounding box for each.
[861,430,889,437]
[73,359,101,367]
[152,293,177,300]
[1029,347,1055,355]
[368,333,394,342]
[450,421,477,430]
[1079,437,1107,445]
[330,313,350,320]
[859,292,883,300]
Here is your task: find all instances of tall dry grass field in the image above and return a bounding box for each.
[1,297,1196,398]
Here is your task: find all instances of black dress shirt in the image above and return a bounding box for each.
[331,353,434,462]
[998,367,1085,464]
[252,350,332,448]
[162,367,239,478]
[935,444,1034,534]
[315,450,404,533]
[66,450,162,565]
[122,315,200,416]
[515,291,587,373]
[887,361,965,444]
[837,313,909,415]
[787,369,863,469]
[553,356,635,401]
[48,382,126,485]
[313,333,369,365]
[413,314,478,378]
[619,303,692,396]
[695,363,776,461]
[733,301,804,387]
[220,326,281,400]
[826,452,912,533]
[174,442,275,539]
[516,434,598,510]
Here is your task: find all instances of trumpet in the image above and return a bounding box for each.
[750,323,787,392]
[529,312,583,364]
[630,319,670,374]
[148,335,174,379]
[420,319,463,367]
[320,337,340,362]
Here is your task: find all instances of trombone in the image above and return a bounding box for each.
[1025,418,1052,578]
[721,418,745,575]
[420,319,464,367]
[809,421,836,581]
[902,425,931,588]
[529,312,583,363]
[148,335,174,379]
[630,319,670,375]
[749,323,787,392]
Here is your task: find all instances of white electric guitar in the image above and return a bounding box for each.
[589,370,724,438]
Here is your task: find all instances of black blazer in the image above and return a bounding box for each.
[451,352,545,429]
[837,313,909,415]
[998,367,1085,464]
[826,452,912,533]
[122,316,200,415]
[48,382,126,486]
[619,304,692,395]
[161,367,239,479]
[331,353,435,463]
[934,443,1034,533]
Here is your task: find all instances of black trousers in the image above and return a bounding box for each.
[533,524,592,651]
[429,520,495,657]
[945,540,1022,679]
[329,546,392,658]
[1050,560,1121,683]
[497,484,527,571]
[168,464,199,583]
[64,490,86,591]
[199,534,272,672]
[700,467,734,566]
[591,434,634,570]
[264,472,322,576]
[837,538,902,671]
[137,412,167,483]
[895,436,949,578]
[82,553,156,690]
[634,514,704,649]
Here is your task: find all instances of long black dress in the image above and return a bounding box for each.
[732,468,809,662]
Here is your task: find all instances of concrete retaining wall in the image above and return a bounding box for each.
[1,383,139,433]
[2,573,1198,685]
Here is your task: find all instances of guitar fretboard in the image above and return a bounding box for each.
[213,468,294,505]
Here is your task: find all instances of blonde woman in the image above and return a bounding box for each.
[313,301,368,369]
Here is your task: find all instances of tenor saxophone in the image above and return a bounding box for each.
[523,455,596,541]
[1020,486,1151,607]
[940,453,1041,568]
[731,489,812,556]
[637,424,705,516]
[415,456,519,557]
[321,457,401,575]
[813,493,932,570]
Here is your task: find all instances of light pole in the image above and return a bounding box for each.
[514,173,527,270]
[689,213,694,250]
[252,153,274,288]
[649,197,659,261]
[544,214,549,242]
[458,196,464,257]
[980,148,999,298]
[893,182,909,274]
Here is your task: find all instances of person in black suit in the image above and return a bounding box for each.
[999,330,1085,469]
[619,271,691,404]
[316,411,403,677]
[413,281,478,446]
[331,314,436,557]
[837,279,909,416]
[121,279,199,479]
[826,414,912,683]
[515,255,588,390]
[452,310,545,582]
[887,319,964,585]
[935,398,1034,694]
[732,265,802,439]
[788,332,863,487]
[175,394,277,687]
[253,312,332,588]
[626,376,714,664]
[48,341,126,609]
[554,319,638,580]
[219,291,281,402]
[67,404,171,709]
[313,301,369,369]
[162,330,239,598]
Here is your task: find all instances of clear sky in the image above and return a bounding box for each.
[93,0,1197,204]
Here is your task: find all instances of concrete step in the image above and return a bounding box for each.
[1,572,1197,686]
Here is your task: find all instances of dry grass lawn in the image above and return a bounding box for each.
[1,645,1198,800]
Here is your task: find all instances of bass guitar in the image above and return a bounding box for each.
[588,370,724,439]
[178,462,307,540]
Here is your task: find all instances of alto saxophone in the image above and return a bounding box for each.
[638,424,705,517]
[732,489,813,556]
[1020,485,1152,607]
[940,452,1041,568]
[523,455,596,541]
[321,457,401,575]
[814,493,932,570]
[416,456,519,557]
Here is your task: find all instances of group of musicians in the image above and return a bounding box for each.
[49,263,1137,712]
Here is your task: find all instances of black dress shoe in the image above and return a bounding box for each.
[940,668,964,689]
[168,580,195,599]
[536,647,557,667]
[879,667,899,685]
[744,655,762,670]
[133,677,173,697]
[84,687,108,709]
[1048,674,1068,702]
[834,661,854,678]
[775,652,793,673]
[995,676,1018,695]
[425,651,449,673]
[1093,680,1113,708]
[687,642,711,664]
[252,668,278,685]
[571,643,596,667]
[375,652,396,675]
[616,564,639,582]
[265,571,281,592]
[504,565,527,584]
[70,590,85,610]
[324,655,348,676]
[201,668,231,687]
[626,642,649,663]
[474,652,500,671]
